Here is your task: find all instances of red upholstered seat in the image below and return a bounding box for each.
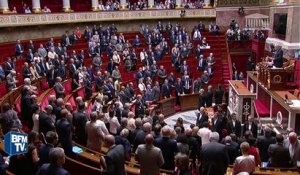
[41,80,49,90]
[0,81,7,97]
[63,80,72,94]
[76,87,85,101]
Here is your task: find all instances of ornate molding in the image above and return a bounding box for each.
[217,0,260,7]
[0,9,216,27]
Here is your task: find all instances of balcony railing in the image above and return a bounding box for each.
[0,9,216,27]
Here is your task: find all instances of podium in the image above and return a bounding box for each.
[157,97,176,117]
[258,63,287,90]
[179,93,199,111]
[228,80,256,123]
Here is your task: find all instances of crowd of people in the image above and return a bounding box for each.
[226,20,265,41]
[0,21,299,175]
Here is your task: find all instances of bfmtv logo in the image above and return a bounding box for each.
[4,131,28,156]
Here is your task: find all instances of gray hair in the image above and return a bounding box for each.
[49,147,65,165]
[90,111,98,121]
[209,132,220,142]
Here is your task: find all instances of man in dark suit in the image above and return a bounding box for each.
[56,109,75,158]
[214,84,224,105]
[72,102,88,146]
[83,75,92,100]
[196,107,208,128]
[103,135,126,175]
[180,60,190,75]
[206,85,213,107]
[227,113,242,138]
[162,79,171,99]
[198,89,206,108]
[268,134,291,167]
[36,147,70,175]
[243,115,258,138]
[46,65,57,88]
[198,55,206,71]
[273,45,283,68]
[39,105,56,136]
[119,86,130,105]
[54,77,65,99]
[15,40,24,59]
[21,87,33,126]
[212,112,224,138]
[201,132,229,175]
[257,127,276,162]
[68,58,77,78]
[4,58,15,76]
[224,136,239,164]
[38,131,58,166]
[154,126,179,170]
[152,81,161,102]
[22,62,31,79]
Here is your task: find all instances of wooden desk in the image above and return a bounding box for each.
[179,93,199,111]
[157,97,176,116]
[258,63,288,90]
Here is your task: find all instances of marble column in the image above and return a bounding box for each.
[176,0,182,8]
[62,0,73,12]
[32,0,42,13]
[0,0,10,13]
[148,0,154,9]
[91,0,99,11]
[120,0,127,10]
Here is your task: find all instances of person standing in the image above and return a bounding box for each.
[103,135,126,175]
[135,134,164,175]
[201,132,229,175]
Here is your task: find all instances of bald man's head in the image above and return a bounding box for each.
[144,134,154,145]
[162,126,171,137]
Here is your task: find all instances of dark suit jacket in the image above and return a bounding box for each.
[39,112,55,136]
[162,84,171,98]
[201,142,229,175]
[104,145,126,175]
[152,86,160,102]
[21,94,32,121]
[56,118,73,157]
[38,144,54,166]
[196,112,208,127]
[225,144,238,164]
[257,136,276,162]
[36,163,70,175]
[198,93,206,108]
[214,89,224,105]
[154,137,179,170]
[72,111,88,146]
[206,91,213,107]
[268,143,291,167]
[54,82,65,99]
[22,67,31,79]
[273,49,283,68]
[243,122,258,138]
[227,120,242,138]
